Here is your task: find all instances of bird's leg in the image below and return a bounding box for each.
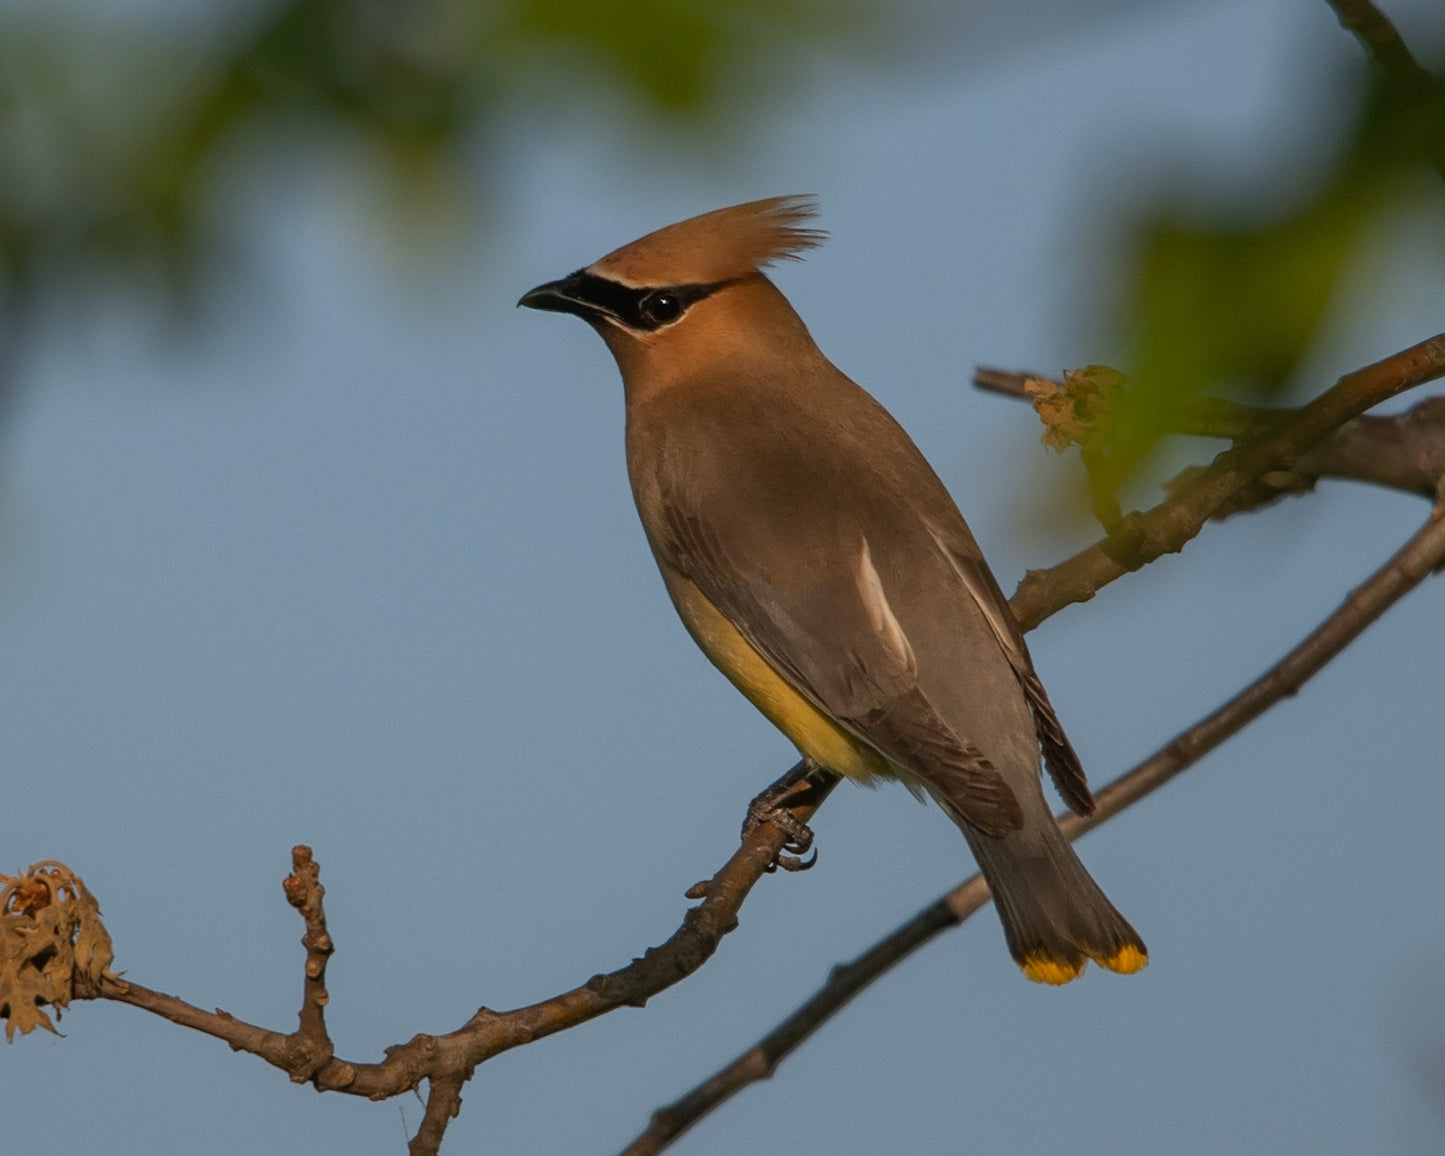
[742,758,839,872]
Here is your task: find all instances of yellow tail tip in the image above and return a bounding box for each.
[1021,955,1085,986]
[1098,943,1149,975]
[1021,943,1148,984]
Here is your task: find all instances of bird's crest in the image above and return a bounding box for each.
[588,196,826,288]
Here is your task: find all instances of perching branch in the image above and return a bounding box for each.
[88,771,838,1156]
[998,333,1445,630]
[619,496,1445,1156]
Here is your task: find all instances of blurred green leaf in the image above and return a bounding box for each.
[0,0,861,322]
[501,0,833,109]
[1097,48,1445,502]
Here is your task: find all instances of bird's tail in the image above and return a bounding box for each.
[958,815,1147,985]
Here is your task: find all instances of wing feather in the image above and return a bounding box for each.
[661,499,1024,836]
[930,527,1094,816]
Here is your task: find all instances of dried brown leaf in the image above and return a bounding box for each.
[1,862,116,1040]
[1025,365,1128,452]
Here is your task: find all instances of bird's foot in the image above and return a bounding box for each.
[742,760,829,872]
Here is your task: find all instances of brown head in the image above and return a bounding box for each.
[519,196,828,393]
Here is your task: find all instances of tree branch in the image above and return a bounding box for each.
[411,1074,466,1156]
[975,367,1445,507]
[1327,0,1436,93]
[619,497,1445,1156]
[280,846,336,1082]
[1325,0,1445,184]
[90,769,838,1154]
[998,333,1445,630]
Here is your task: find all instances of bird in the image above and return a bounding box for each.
[519,195,1146,984]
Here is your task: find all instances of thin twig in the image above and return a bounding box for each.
[619,500,1445,1156]
[1327,0,1436,92]
[280,846,335,1082]
[975,367,1445,506]
[974,366,1274,439]
[1325,0,1445,184]
[1005,333,1445,630]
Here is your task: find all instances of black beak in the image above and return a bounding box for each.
[517,272,591,315]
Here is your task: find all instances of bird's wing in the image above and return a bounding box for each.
[659,501,1024,836]
[927,524,1093,817]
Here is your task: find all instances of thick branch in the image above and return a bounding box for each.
[621,500,1445,1155]
[998,333,1445,630]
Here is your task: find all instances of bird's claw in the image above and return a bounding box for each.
[744,771,820,872]
[767,840,817,873]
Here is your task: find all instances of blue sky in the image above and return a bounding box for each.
[4,2,1445,1153]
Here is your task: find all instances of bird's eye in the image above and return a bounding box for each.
[640,291,682,325]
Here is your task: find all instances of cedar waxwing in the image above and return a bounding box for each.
[519,196,1146,984]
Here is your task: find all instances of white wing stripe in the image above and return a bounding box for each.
[856,537,918,675]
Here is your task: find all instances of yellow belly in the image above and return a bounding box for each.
[666,572,891,782]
